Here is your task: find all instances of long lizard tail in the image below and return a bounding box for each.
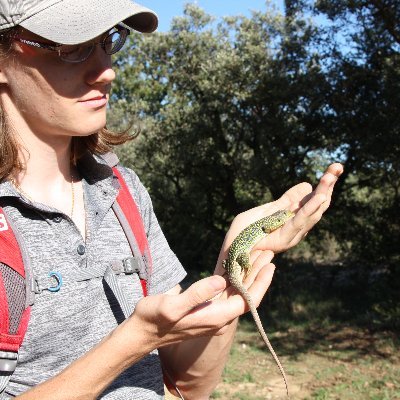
[232,280,290,397]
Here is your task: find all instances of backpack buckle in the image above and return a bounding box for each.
[122,257,139,275]
[0,351,18,373]
[31,277,42,294]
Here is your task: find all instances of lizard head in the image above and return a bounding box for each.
[262,210,295,233]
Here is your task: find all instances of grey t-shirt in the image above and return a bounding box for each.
[0,152,187,399]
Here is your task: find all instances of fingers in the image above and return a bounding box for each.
[247,250,275,284]
[277,163,343,212]
[297,163,343,220]
[134,265,275,347]
[315,164,343,197]
[314,163,343,210]
[293,192,326,224]
[275,182,313,211]
[287,163,343,242]
[247,263,276,305]
[325,162,344,179]
[135,276,228,343]
[174,276,227,316]
[223,263,276,316]
[253,163,343,252]
[291,164,343,220]
[186,263,276,326]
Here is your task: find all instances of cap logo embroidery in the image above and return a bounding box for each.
[0,213,9,231]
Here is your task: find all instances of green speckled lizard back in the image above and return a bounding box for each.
[226,210,294,265]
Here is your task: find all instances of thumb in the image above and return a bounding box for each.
[177,276,226,314]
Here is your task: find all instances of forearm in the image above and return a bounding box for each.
[16,317,154,399]
[159,318,238,400]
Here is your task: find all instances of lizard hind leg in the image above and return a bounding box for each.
[236,252,252,280]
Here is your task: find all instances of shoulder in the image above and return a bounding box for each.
[93,152,153,214]
[114,164,153,213]
[91,152,156,233]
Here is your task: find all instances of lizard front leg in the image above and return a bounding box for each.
[236,252,252,280]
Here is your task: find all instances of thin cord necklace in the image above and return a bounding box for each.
[9,175,75,218]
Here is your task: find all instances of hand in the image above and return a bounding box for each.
[128,259,276,349]
[127,164,343,349]
[216,163,343,277]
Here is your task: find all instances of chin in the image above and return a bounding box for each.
[81,113,107,132]
[78,122,107,136]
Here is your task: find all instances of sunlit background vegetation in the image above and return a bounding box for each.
[108,1,399,397]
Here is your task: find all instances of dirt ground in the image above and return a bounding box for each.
[164,324,399,400]
[214,324,399,400]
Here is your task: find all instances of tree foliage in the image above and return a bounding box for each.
[108,2,399,277]
[312,0,400,264]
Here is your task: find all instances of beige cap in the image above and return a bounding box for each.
[0,0,158,44]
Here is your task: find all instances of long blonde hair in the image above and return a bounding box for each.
[0,27,135,180]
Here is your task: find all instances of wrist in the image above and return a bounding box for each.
[113,312,159,369]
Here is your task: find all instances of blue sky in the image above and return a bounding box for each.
[143,1,283,32]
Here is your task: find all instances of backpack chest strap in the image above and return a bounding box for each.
[31,256,147,293]
[73,257,146,282]
[0,351,18,373]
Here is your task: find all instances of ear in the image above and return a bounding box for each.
[0,67,8,84]
[0,55,10,84]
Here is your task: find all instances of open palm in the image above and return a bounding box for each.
[216,163,343,277]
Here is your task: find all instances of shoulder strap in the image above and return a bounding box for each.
[0,208,31,392]
[111,167,152,297]
[111,168,184,400]
[0,211,24,278]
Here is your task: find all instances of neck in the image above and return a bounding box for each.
[16,136,74,185]
[10,132,79,219]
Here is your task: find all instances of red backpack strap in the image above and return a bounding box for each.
[112,167,152,297]
[0,208,31,374]
[111,167,184,399]
[0,210,25,278]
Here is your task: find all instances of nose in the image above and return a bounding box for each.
[84,46,116,86]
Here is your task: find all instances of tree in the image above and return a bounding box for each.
[109,1,399,270]
[109,4,338,271]
[108,1,400,326]
[311,0,400,263]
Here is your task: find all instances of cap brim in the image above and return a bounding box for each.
[19,0,158,44]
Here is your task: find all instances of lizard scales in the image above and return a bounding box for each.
[223,209,294,397]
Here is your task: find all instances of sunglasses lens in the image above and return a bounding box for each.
[18,26,130,63]
[59,44,93,63]
[59,27,128,62]
[104,28,128,55]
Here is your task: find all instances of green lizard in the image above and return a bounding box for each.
[222,209,295,397]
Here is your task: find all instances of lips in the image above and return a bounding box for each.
[79,94,107,108]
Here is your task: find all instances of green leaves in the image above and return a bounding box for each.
[109,2,399,272]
